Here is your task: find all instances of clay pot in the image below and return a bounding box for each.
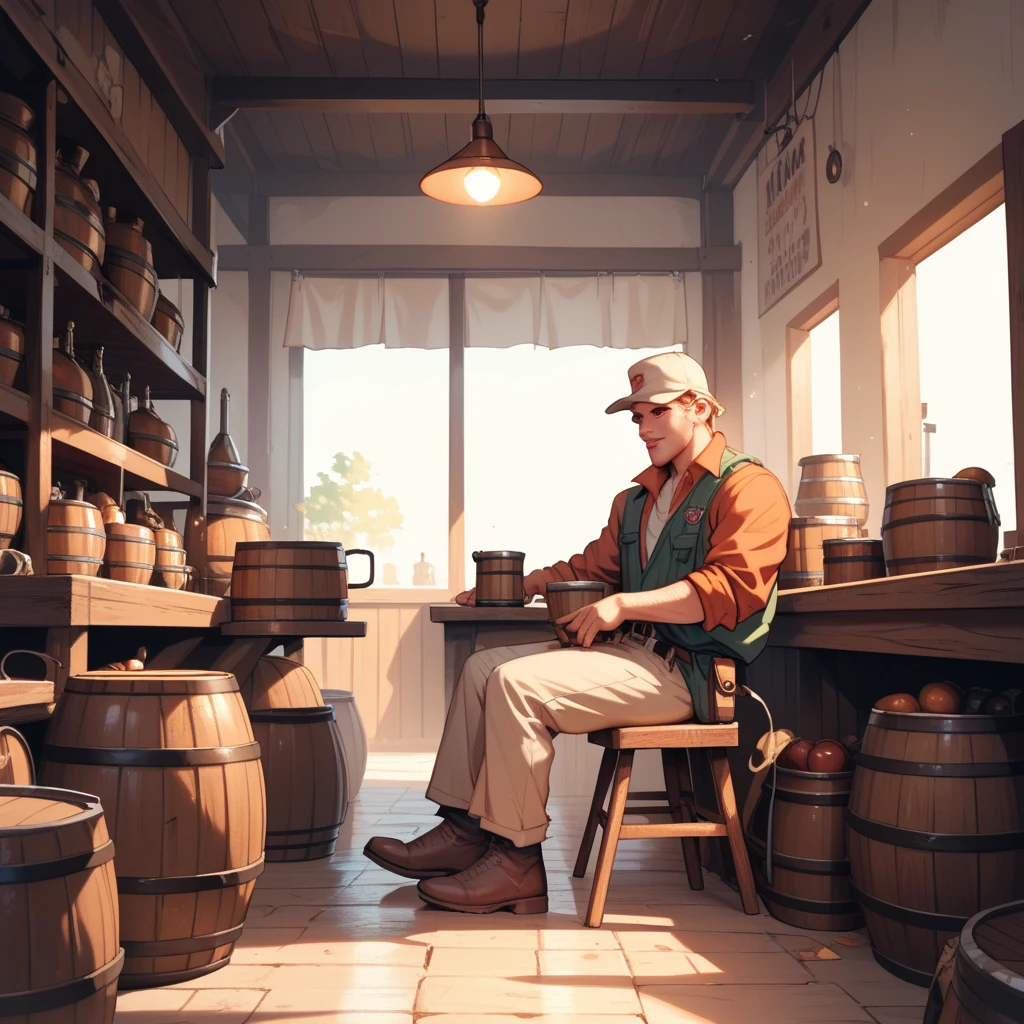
[104,211,158,321]
[54,144,105,274]
[152,291,185,351]
[83,345,115,437]
[207,388,248,497]
[52,321,94,424]
[0,92,37,215]
[128,386,178,467]
[0,306,25,389]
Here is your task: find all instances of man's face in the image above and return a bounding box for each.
[631,401,699,467]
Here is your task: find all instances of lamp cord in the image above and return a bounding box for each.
[475,0,487,117]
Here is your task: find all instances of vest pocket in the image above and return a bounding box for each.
[621,531,639,546]
[672,536,696,562]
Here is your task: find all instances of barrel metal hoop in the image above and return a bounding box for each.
[867,710,1024,733]
[231,597,344,607]
[848,810,1024,852]
[117,955,231,990]
[265,822,343,837]
[857,752,1024,777]
[249,706,336,723]
[881,512,993,531]
[746,835,851,875]
[475,570,526,576]
[0,493,23,506]
[0,347,24,363]
[853,884,969,932]
[232,563,346,571]
[108,535,156,546]
[955,902,1024,1022]
[43,741,261,767]
[476,599,527,606]
[54,192,104,234]
[952,969,1024,1024]
[886,554,992,567]
[869,947,934,988]
[52,386,94,411]
[761,783,850,807]
[265,835,341,851]
[758,884,861,916]
[62,677,239,696]
[47,554,105,565]
[116,857,265,894]
[0,839,114,883]
[54,228,100,264]
[0,949,124,1014]
[0,144,38,188]
[121,924,244,958]
[797,476,867,484]
[105,246,159,281]
[823,554,884,563]
[129,430,179,452]
[46,525,105,537]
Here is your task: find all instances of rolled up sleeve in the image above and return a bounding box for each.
[686,465,791,631]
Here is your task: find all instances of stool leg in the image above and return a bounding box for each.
[584,750,633,928]
[662,750,703,891]
[709,749,758,915]
[573,748,617,878]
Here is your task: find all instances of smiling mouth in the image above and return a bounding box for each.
[645,439,662,449]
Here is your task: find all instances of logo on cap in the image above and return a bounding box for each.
[684,507,704,525]
[630,374,644,393]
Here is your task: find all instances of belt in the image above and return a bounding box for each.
[613,622,691,668]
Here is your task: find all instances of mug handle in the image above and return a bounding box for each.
[346,549,375,589]
[1,649,63,681]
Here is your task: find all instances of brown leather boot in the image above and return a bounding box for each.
[416,839,548,915]
[363,817,490,880]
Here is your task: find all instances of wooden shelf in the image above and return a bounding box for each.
[0,382,29,425]
[50,410,201,496]
[0,574,227,628]
[430,604,553,623]
[221,620,369,638]
[53,246,205,400]
[0,680,55,725]
[0,190,44,258]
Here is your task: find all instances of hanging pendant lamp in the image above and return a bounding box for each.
[419,0,542,206]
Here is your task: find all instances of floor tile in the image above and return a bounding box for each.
[257,938,428,967]
[540,929,622,950]
[865,1008,930,1023]
[416,976,644,1015]
[617,930,778,953]
[629,950,812,985]
[411,928,541,948]
[538,949,632,977]
[256,987,418,1014]
[639,983,873,1022]
[427,946,538,976]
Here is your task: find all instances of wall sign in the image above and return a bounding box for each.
[758,118,822,316]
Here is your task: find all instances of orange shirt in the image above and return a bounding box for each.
[534,432,792,631]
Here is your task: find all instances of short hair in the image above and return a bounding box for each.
[673,390,725,431]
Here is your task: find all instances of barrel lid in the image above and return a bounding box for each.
[64,669,239,696]
[822,537,882,548]
[0,786,103,833]
[959,900,1024,1010]
[885,476,984,492]
[867,707,1024,732]
[236,541,342,551]
[473,550,525,559]
[789,516,861,526]
[798,453,861,465]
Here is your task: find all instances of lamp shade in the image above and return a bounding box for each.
[419,116,542,207]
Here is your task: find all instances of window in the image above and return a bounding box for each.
[808,311,843,455]
[916,205,1015,533]
[303,346,449,588]
[464,344,676,576]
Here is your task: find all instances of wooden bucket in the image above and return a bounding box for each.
[40,670,266,988]
[823,538,886,585]
[201,494,270,596]
[321,689,368,800]
[0,466,23,549]
[0,724,34,783]
[0,306,25,389]
[937,900,1024,1024]
[0,786,123,1023]
[746,767,862,931]
[230,541,375,622]
[882,477,1000,576]
[46,491,106,576]
[546,580,610,645]
[154,527,186,569]
[848,708,1024,986]
[473,550,526,606]
[779,516,861,589]
[103,522,155,585]
[104,216,158,321]
[795,454,869,525]
[152,292,184,351]
[54,147,105,274]
[246,656,344,862]
[0,93,37,215]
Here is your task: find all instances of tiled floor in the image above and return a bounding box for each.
[113,752,927,1024]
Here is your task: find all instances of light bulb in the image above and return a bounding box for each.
[463,166,501,203]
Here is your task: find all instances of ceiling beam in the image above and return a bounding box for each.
[212,169,703,200]
[710,0,873,188]
[210,77,756,116]
[217,244,740,275]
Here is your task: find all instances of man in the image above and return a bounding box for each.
[365,352,790,915]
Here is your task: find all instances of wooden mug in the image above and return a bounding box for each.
[546,581,610,646]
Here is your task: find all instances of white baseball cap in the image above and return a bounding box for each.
[605,351,725,416]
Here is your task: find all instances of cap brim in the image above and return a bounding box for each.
[604,389,690,415]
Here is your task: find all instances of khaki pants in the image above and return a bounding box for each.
[426,638,694,846]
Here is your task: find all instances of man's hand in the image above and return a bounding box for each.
[556,593,629,648]
[454,588,476,606]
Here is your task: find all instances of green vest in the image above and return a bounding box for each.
[618,447,778,722]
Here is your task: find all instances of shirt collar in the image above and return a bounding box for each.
[632,431,728,495]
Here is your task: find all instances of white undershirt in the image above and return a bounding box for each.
[645,467,680,558]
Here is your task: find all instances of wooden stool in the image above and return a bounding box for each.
[573,721,759,927]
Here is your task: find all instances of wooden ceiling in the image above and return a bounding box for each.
[162,0,865,192]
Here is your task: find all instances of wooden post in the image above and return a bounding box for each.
[24,79,56,574]
[190,156,212,512]
[287,344,304,539]
[448,274,466,594]
[247,196,271,501]
[1003,121,1024,535]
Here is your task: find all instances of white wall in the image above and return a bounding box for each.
[736,0,1024,529]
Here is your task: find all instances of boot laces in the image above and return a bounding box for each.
[457,844,506,880]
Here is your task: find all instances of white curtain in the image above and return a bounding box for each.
[283,272,689,350]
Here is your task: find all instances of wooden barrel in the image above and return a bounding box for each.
[0,306,25,389]
[321,689,368,800]
[0,93,37,215]
[779,516,861,589]
[0,466,23,549]
[246,656,344,861]
[795,454,869,525]
[40,670,266,988]
[0,724,34,783]
[152,292,184,351]
[230,541,375,622]
[473,550,526,606]
[546,580,610,645]
[937,900,1024,1024]
[54,147,105,274]
[104,216,158,321]
[848,708,1024,986]
[0,786,123,1023]
[823,538,886,585]
[154,526,186,569]
[882,478,1000,576]
[746,767,862,931]
[103,522,155,585]
[46,494,106,576]
[200,494,270,596]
